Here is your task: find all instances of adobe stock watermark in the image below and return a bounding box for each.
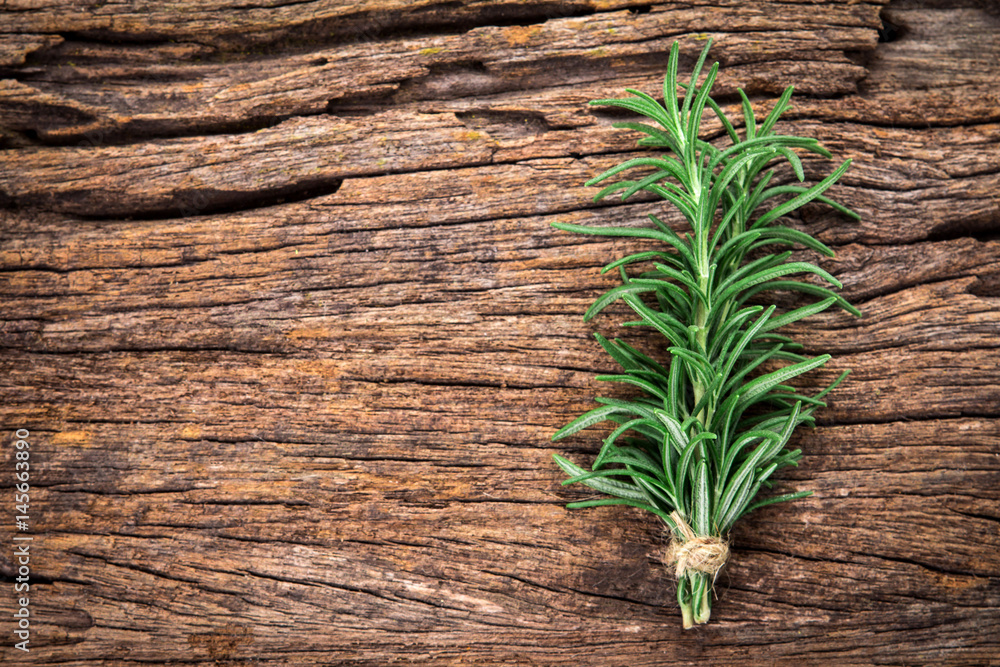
[11,429,32,653]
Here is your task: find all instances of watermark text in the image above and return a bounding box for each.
[12,429,32,653]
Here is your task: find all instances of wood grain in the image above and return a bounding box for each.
[2,0,999,665]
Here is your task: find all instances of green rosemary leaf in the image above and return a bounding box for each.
[627,156,688,185]
[629,424,670,447]
[702,95,740,145]
[753,159,853,228]
[681,39,714,135]
[707,135,829,172]
[597,446,665,478]
[552,405,630,441]
[735,356,831,414]
[674,434,701,509]
[760,297,838,332]
[761,391,827,408]
[643,186,699,224]
[713,249,794,296]
[554,455,647,500]
[759,85,796,137]
[593,396,660,420]
[685,62,720,169]
[711,146,774,202]
[646,213,673,234]
[715,304,776,383]
[707,305,767,361]
[582,283,658,322]
[737,490,813,521]
[714,400,798,531]
[610,337,672,377]
[713,260,843,308]
[712,228,763,267]
[746,168,776,211]
[589,93,674,132]
[628,277,696,309]
[611,121,681,152]
[652,263,707,297]
[650,216,700,268]
[814,369,852,400]
[585,157,691,192]
[755,185,861,221]
[692,460,711,535]
[776,146,805,181]
[768,447,806,470]
[663,41,683,132]
[620,294,689,348]
[667,346,715,388]
[635,475,679,512]
[640,273,686,313]
[593,333,642,372]
[594,420,658,467]
[735,279,861,317]
[622,366,678,383]
[566,497,676,524]
[621,170,681,200]
[739,89,757,142]
[550,220,675,242]
[708,198,750,254]
[589,180,637,202]
[752,227,835,257]
[564,466,675,500]
[743,345,806,362]
[595,374,671,403]
[716,431,782,493]
[602,250,683,274]
[718,343,783,399]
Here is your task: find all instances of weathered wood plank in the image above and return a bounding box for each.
[0,114,997,245]
[2,193,998,368]
[2,3,881,142]
[2,0,999,664]
[0,0,650,46]
[8,415,1000,664]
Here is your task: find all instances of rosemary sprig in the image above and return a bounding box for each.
[552,40,860,629]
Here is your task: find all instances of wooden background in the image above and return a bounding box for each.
[2,0,999,664]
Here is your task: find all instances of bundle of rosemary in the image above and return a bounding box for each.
[552,40,859,628]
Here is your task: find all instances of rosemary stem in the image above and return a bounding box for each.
[695,575,712,624]
[693,269,711,427]
[677,573,713,628]
[680,599,695,630]
[678,576,695,629]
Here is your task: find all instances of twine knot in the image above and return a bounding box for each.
[664,511,729,579]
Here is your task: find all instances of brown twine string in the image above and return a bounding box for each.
[664,511,729,580]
